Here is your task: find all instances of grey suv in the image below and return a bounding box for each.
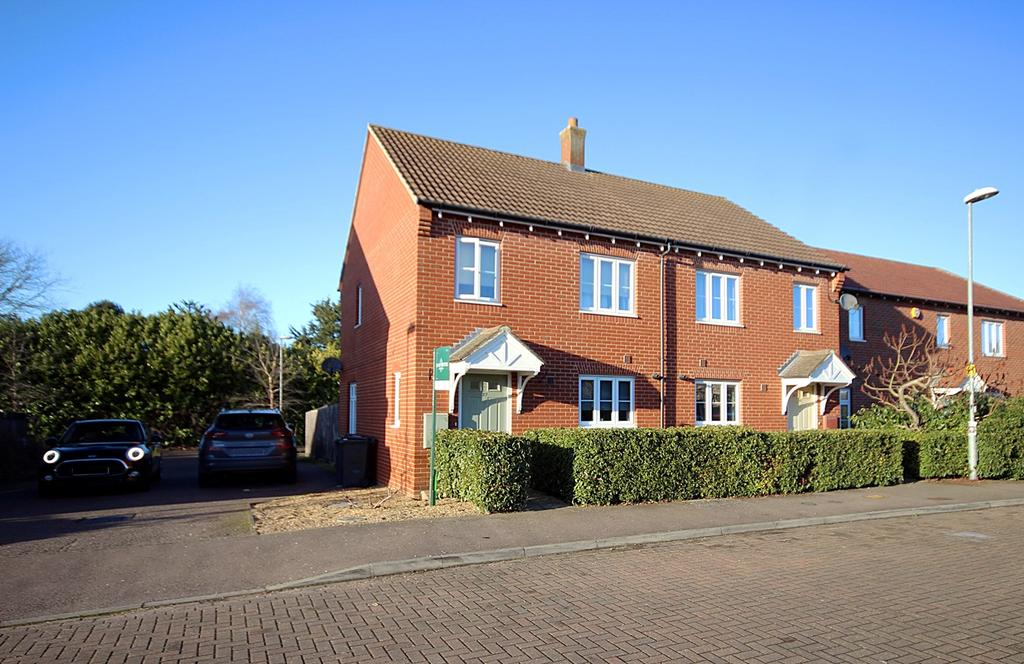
[197,409,297,486]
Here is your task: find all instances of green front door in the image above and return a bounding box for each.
[460,373,510,432]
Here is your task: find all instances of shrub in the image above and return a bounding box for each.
[908,431,968,479]
[526,427,901,506]
[978,396,1024,480]
[434,429,531,513]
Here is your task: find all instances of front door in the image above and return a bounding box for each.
[787,387,818,431]
[460,373,510,432]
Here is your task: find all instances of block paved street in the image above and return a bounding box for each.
[2,506,1023,663]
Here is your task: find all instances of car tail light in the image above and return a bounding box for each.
[207,430,227,439]
[270,427,290,439]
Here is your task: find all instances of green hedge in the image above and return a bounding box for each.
[524,427,903,506]
[978,398,1024,479]
[434,429,532,513]
[901,431,968,479]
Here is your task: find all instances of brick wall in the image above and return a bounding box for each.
[839,293,1024,414]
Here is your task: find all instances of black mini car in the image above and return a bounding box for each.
[38,419,163,496]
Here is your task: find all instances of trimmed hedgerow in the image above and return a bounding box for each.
[434,429,532,513]
[524,427,901,506]
[902,431,968,479]
[978,397,1024,480]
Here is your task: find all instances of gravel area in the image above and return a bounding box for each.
[251,487,478,534]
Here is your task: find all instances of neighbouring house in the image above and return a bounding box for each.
[339,118,855,495]
[817,248,1024,425]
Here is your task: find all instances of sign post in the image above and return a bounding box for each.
[430,346,450,506]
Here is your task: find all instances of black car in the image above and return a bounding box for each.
[38,419,163,496]
[197,409,297,486]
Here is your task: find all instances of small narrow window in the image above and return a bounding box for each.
[696,271,740,324]
[580,254,635,315]
[347,383,358,434]
[848,305,864,341]
[392,373,401,428]
[695,381,740,425]
[936,315,950,348]
[839,388,851,429]
[793,284,817,332]
[455,237,501,303]
[981,320,1004,357]
[578,376,634,427]
[355,285,363,328]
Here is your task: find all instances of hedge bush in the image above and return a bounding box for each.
[434,429,532,513]
[978,397,1024,480]
[524,427,902,506]
[901,431,967,479]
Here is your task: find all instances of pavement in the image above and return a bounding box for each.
[2,454,1024,626]
[2,505,1023,663]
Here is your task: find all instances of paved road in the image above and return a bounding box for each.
[2,506,1022,663]
[0,452,336,619]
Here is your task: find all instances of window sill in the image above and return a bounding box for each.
[695,421,742,427]
[696,320,744,329]
[982,353,1006,359]
[455,298,503,307]
[794,329,821,335]
[579,309,638,319]
[850,338,866,343]
[579,422,636,429]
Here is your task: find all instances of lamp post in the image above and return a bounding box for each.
[962,186,999,480]
[278,335,293,412]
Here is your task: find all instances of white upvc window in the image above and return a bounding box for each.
[839,388,852,429]
[981,320,1004,357]
[848,305,864,341]
[355,285,363,328]
[455,237,500,302]
[695,380,740,426]
[347,383,357,434]
[579,376,634,427]
[391,372,401,428]
[793,284,818,332]
[936,315,951,348]
[696,271,740,324]
[580,254,635,316]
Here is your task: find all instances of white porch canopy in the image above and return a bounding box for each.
[778,349,856,415]
[445,326,544,413]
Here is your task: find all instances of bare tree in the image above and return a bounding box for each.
[0,239,58,316]
[216,285,276,336]
[859,325,953,428]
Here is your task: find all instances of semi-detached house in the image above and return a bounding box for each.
[339,118,857,495]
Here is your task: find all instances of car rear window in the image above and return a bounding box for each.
[214,413,286,431]
[65,422,143,443]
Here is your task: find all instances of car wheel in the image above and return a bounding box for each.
[152,467,162,483]
[136,476,152,492]
[37,482,55,498]
[198,472,213,488]
[282,464,297,484]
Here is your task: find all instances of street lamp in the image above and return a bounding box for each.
[278,335,293,412]
[963,186,999,480]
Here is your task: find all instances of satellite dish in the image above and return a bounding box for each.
[838,293,859,311]
[320,357,342,374]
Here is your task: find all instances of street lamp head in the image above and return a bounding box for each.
[964,187,999,205]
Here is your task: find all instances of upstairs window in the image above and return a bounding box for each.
[982,320,1004,357]
[696,271,739,324]
[936,315,950,348]
[456,237,500,302]
[848,305,864,341]
[579,376,634,427]
[793,284,818,332]
[695,380,740,425]
[580,254,634,316]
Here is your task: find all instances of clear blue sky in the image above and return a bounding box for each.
[2,1,1022,333]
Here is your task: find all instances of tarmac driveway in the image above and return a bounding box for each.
[0,451,337,620]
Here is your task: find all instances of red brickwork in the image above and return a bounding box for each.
[839,293,1024,414]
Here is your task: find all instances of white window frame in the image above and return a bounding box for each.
[696,270,741,325]
[839,388,852,429]
[936,315,951,348]
[981,320,1004,357]
[455,237,501,303]
[793,283,818,333]
[695,380,741,426]
[347,383,357,434]
[578,375,635,428]
[355,285,363,328]
[579,253,636,316]
[391,372,401,428]
[848,305,864,342]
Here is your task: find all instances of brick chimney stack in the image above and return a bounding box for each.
[559,117,586,172]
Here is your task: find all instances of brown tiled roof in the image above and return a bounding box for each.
[370,125,844,270]
[817,248,1024,314]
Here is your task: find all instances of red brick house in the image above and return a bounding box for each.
[817,248,1024,425]
[339,119,854,495]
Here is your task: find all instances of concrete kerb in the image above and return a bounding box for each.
[5,497,1024,629]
